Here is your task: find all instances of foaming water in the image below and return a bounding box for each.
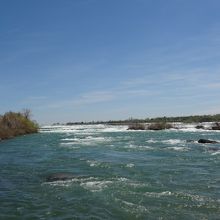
[1,124,220,219]
[166,146,189,151]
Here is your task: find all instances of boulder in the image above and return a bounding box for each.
[198,139,218,144]
[211,123,220,130]
[195,125,205,129]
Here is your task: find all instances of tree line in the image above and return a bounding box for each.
[64,114,220,125]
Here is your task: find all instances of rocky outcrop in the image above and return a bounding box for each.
[127,123,146,130]
[147,122,173,130]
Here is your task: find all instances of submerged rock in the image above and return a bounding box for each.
[208,147,219,152]
[198,139,218,144]
[186,140,195,143]
[46,172,76,182]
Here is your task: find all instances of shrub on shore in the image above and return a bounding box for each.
[0,111,38,140]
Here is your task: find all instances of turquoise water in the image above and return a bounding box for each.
[0,125,220,219]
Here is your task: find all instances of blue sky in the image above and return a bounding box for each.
[1,0,220,124]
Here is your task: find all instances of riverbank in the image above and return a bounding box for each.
[0,111,38,140]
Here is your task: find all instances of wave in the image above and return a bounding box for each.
[167,146,189,152]
[80,180,113,192]
[60,136,112,147]
[40,124,127,134]
[211,151,220,155]
[43,176,151,194]
[123,144,153,150]
[144,191,172,198]
[126,163,135,168]
[143,190,219,205]
[115,198,149,214]
[162,139,185,145]
[61,138,81,141]
[60,142,79,146]
[146,139,158,143]
[40,123,220,135]
[146,139,186,145]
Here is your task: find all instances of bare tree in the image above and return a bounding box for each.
[22,109,32,119]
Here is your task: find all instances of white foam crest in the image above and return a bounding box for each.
[114,177,151,189]
[144,191,173,198]
[139,145,154,149]
[116,198,149,214]
[204,146,220,155]
[101,126,128,132]
[42,178,80,187]
[40,123,220,134]
[162,139,185,145]
[40,124,128,134]
[124,144,153,150]
[174,192,218,203]
[211,151,220,155]
[146,139,158,143]
[52,176,127,192]
[61,138,80,141]
[60,142,77,146]
[116,177,129,182]
[143,190,218,204]
[167,146,189,152]
[86,160,101,167]
[44,176,152,194]
[180,128,202,132]
[85,136,106,141]
[126,163,135,168]
[60,136,112,146]
[80,180,113,192]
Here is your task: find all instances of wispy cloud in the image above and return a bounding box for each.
[38,86,158,110]
[73,91,114,106]
[21,96,48,105]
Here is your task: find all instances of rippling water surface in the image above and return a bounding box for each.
[0,125,220,219]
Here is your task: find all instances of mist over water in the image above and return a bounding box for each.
[0,124,220,219]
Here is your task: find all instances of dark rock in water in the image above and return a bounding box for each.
[211,122,220,130]
[195,125,205,129]
[46,172,76,182]
[198,139,218,144]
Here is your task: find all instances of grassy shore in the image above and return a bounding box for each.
[0,111,38,140]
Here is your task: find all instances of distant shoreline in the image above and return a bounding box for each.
[53,113,220,126]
